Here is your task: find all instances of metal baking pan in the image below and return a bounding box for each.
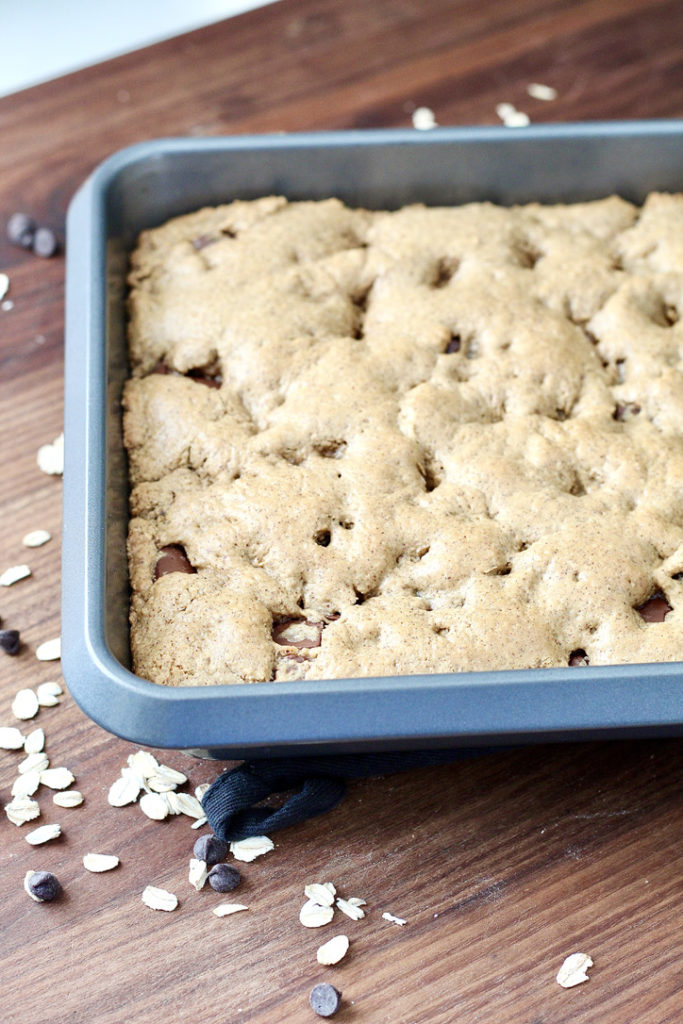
[62,122,683,757]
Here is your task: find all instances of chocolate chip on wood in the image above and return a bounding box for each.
[309,984,342,1018]
[193,834,228,866]
[7,212,36,248]
[0,628,20,655]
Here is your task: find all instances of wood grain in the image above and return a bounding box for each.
[0,1,682,1022]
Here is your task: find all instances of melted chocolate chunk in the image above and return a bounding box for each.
[568,649,589,667]
[154,544,196,579]
[636,592,672,622]
[444,334,461,354]
[192,234,218,250]
[272,618,323,649]
[613,402,641,421]
[187,368,222,388]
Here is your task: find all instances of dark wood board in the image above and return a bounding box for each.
[0,1,682,1022]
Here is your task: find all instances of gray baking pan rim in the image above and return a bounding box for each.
[62,122,683,756]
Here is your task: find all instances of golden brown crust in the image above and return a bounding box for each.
[124,194,683,686]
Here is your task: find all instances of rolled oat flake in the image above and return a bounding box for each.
[0,726,25,750]
[36,637,61,662]
[309,983,342,1018]
[141,885,178,912]
[25,823,61,845]
[11,687,39,720]
[556,952,593,988]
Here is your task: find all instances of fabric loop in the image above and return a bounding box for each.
[203,747,496,841]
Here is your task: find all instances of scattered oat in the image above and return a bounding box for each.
[170,792,205,819]
[336,897,365,921]
[527,82,558,101]
[195,783,211,802]
[11,770,41,798]
[108,774,141,807]
[5,796,41,825]
[164,791,183,815]
[25,822,61,845]
[2,299,13,311]
[36,681,62,705]
[382,912,407,926]
[556,952,593,988]
[139,792,169,820]
[495,102,530,127]
[0,726,25,750]
[141,885,178,911]
[412,105,438,130]
[53,790,84,808]
[22,529,52,548]
[37,432,64,476]
[11,687,39,720]
[191,816,208,829]
[155,764,188,786]
[147,775,177,793]
[189,858,209,891]
[0,272,9,301]
[128,750,160,778]
[18,752,49,774]
[24,727,45,753]
[40,767,75,790]
[305,882,337,907]
[212,902,249,917]
[230,835,274,862]
[83,853,120,873]
[300,900,335,928]
[1,564,31,587]
[36,637,61,662]
[317,934,350,966]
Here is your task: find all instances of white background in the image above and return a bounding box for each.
[0,0,277,96]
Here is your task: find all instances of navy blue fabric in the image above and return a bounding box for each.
[202,749,491,841]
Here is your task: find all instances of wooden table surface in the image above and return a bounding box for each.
[1,1,682,1021]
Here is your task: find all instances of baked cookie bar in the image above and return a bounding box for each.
[124,193,683,685]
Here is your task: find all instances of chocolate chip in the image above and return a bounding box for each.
[568,649,589,667]
[309,983,342,1018]
[154,544,196,579]
[207,863,241,893]
[272,619,323,649]
[0,629,20,655]
[192,234,218,250]
[315,530,331,547]
[187,368,222,388]
[193,834,228,867]
[613,402,641,421]
[7,212,36,248]
[27,870,62,901]
[445,334,461,353]
[32,226,58,258]
[636,593,672,622]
